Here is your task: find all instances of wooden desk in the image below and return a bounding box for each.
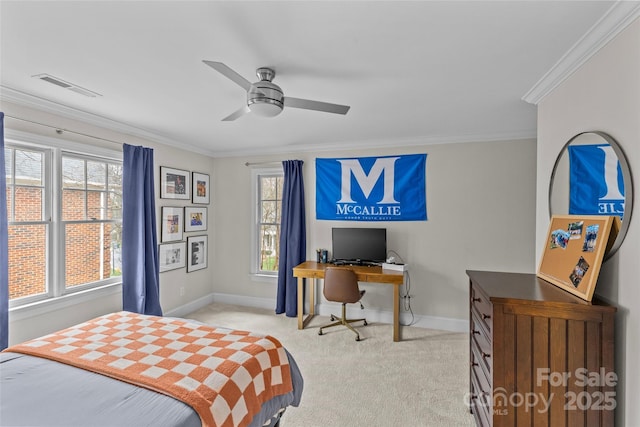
[292,261,405,341]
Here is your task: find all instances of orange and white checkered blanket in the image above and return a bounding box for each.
[5,311,293,427]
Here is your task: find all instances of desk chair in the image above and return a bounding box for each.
[318,267,368,341]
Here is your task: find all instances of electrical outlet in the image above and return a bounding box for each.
[179,287,185,297]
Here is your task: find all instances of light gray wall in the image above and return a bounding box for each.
[535,17,640,426]
[212,139,537,323]
[3,101,538,365]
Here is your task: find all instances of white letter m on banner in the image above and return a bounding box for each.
[337,157,400,204]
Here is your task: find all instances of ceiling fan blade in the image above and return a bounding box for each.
[284,97,350,115]
[203,60,252,92]
[221,105,250,121]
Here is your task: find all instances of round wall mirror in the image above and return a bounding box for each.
[549,131,633,260]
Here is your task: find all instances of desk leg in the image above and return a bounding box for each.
[297,277,304,329]
[297,276,316,330]
[309,278,315,316]
[393,283,400,342]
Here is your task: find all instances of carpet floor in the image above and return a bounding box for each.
[186,302,475,427]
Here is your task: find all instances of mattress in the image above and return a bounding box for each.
[0,317,303,427]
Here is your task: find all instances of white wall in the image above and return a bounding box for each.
[2,100,215,344]
[535,18,640,426]
[211,138,537,324]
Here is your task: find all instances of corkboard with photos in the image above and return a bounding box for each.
[537,215,617,301]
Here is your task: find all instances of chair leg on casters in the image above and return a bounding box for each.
[318,319,342,335]
[344,321,361,341]
[318,303,367,340]
[347,304,369,340]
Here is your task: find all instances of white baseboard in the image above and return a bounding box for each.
[317,303,468,333]
[166,292,468,333]
[164,293,217,318]
[209,293,278,311]
[164,292,275,318]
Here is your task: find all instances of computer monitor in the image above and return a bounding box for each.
[331,227,387,263]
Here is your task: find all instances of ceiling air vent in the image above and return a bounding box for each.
[32,73,102,98]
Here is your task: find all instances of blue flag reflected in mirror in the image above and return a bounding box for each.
[569,144,625,219]
[549,131,633,261]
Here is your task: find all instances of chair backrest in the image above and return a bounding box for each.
[323,267,362,304]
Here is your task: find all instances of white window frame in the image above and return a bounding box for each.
[250,166,283,280]
[6,129,123,310]
[58,151,122,292]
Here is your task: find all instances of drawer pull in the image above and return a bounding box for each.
[471,361,478,367]
[482,352,491,359]
[472,329,480,335]
[482,314,491,320]
[472,297,481,303]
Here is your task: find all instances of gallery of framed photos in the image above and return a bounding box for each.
[537,215,618,301]
[158,167,210,273]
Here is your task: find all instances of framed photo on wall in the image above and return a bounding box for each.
[184,206,207,232]
[159,242,186,272]
[160,166,190,200]
[187,235,207,273]
[537,215,616,301]
[192,172,210,204]
[161,206,183,242]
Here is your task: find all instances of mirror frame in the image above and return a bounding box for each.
[548,131,633,260]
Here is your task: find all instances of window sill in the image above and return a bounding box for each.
[9,282,122,322]
[249,273,278,283]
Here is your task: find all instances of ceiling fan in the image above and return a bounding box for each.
[203,60,350,121]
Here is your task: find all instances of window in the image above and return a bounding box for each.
[5,140,122,307]
[5,146,48,301]
[252,168,283,276]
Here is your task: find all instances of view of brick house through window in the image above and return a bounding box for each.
[5,145,122,302]
[258,175,283,273]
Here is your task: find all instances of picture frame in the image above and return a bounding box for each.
[192,172,210,204]
[184,206,207,232]
[537,215,617,301]
[161,206,183,242]
[187,235,208,272]
[160,166,190,200]
[158,241,186,272]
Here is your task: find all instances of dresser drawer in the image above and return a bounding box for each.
[471,313,492,377]
[471,345,492,396]
[471,281,493,334]
[470,369,491,427]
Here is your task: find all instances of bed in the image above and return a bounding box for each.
[0,311,303,427]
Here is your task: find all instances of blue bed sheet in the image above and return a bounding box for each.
[0,347,303,427]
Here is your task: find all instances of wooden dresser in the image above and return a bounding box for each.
[467,270,616,427]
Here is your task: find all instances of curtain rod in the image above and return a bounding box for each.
[4,114,124,147]
[244,161,283,167]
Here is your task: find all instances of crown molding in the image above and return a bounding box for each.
[0,86,216,157]
[211,129,536,158]
[522,1,640,105]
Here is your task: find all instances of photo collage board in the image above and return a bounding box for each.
[159,167,210,273]
[537,215,618,301]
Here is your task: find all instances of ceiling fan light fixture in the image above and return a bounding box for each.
[247,80,284,117]
[248,99,283,117]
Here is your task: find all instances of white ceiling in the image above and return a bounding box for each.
[0,1,634,157]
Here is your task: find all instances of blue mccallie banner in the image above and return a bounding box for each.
[316,154,427,221]
[569,144,625,218]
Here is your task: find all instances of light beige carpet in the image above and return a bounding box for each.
[186,303,476,427]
